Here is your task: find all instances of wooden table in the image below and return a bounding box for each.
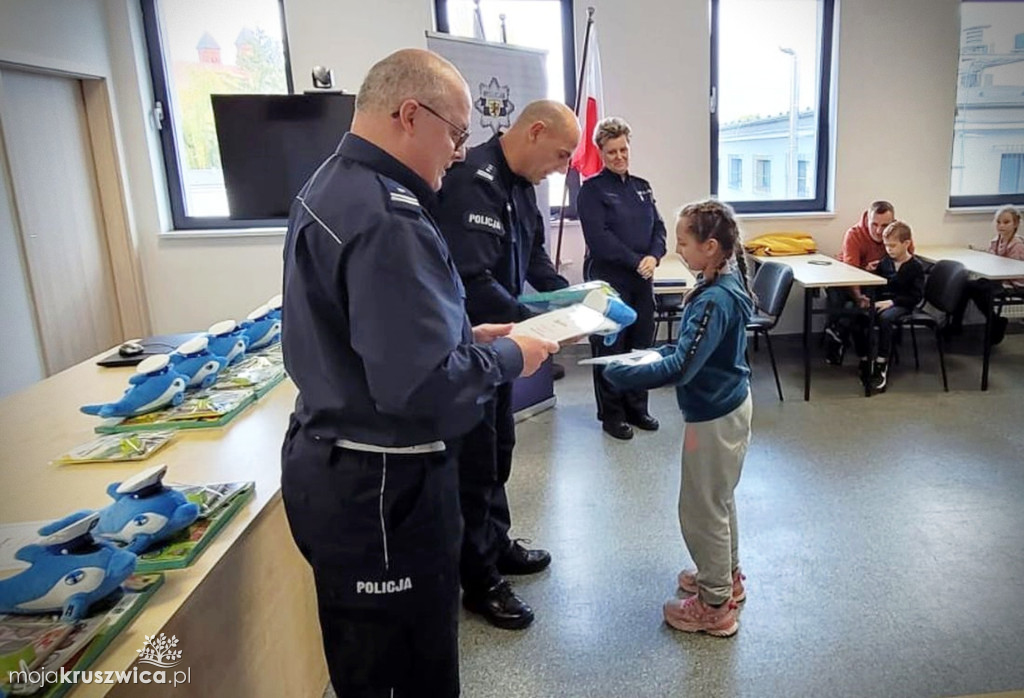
[916,246,1024,390]
[754,253,887,400]
[0,357,327,696]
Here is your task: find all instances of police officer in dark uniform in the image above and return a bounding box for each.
[433,100,581,630]
[578,116,667,440]
[280,50,558,697]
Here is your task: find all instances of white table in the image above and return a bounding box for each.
[916,246,1024,390]
[754,253,887,400]
[653,253,696,295]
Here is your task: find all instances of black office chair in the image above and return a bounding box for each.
[746,261,794,400]
[893,259,967,391]
[654,293,686,344]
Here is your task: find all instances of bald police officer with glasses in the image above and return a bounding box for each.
[280,49,558,697]
[433,100,580,631]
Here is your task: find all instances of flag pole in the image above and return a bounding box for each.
[554,6,596,269]
[473,0,486,41]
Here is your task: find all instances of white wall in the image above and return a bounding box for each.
[0,0,113,77]
[0,0,1006,340]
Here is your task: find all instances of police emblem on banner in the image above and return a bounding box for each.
[475,77,516,134]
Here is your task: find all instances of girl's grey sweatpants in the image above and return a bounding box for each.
[678,393,753,606]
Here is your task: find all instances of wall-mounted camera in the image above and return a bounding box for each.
[311,66,334,90]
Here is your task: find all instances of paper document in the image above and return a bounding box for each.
[510,304,618,344]
[578,350,662,366]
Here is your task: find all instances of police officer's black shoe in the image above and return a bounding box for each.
[551,362,566,380]
[628,414,660,431]
[602,421,634,440]
[497,539,552,575]
[462,580,535,630]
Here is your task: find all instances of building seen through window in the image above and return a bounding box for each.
[142,0,291,228]
[950,2,1024,207]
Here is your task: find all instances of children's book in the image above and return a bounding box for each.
[0,573,164,698]
[94,389,255,434]
[51,431,176,465]
[133,482,255,573]
[210,354,285,398]
[518,280,617,309]
[512,285,634,345]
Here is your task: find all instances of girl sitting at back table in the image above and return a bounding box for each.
[946,205,1024,345]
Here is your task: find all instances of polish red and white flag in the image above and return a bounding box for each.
[570,28,604,180]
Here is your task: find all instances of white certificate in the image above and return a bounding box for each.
[510,304,618,344]
[578,349,662,366]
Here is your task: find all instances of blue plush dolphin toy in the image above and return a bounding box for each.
[80,355,188,418]
[0,511,137,621]
[94,464,200,554]
[169,335,227,390]
[241,303,282,352]
[582,289,638,346]
[206,319,249,366]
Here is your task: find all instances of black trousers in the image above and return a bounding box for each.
[851,305,910,359]
[825,287,861,343]
[587,266,655,424]
[281,421,461,698]
[458,382,515,595]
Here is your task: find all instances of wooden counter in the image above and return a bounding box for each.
[0,356,327,696]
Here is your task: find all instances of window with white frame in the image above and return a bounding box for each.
[950,0,1024,207]
[711,0,835,213]
[141,0,292,229]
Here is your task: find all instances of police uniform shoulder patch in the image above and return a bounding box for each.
[474,163,497,184]
[464,210,504,235]
[377,175,421,214]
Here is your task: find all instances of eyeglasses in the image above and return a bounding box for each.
[393,101,471,150]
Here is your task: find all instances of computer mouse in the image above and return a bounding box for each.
[119,340,145,357]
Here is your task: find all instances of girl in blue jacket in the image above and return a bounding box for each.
[604,199,753,637]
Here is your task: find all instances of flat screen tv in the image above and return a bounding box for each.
[212,93,355,219]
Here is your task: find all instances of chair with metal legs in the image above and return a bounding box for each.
[746,262,795,400]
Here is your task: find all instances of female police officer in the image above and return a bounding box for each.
[577,116,667,440]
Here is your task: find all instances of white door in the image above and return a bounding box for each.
[0,67,123,376]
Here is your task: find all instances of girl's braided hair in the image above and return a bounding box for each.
[677,199,752,303]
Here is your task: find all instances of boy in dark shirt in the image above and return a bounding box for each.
[850,221,925,392]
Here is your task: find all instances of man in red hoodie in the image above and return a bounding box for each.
[824,200,896,365]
